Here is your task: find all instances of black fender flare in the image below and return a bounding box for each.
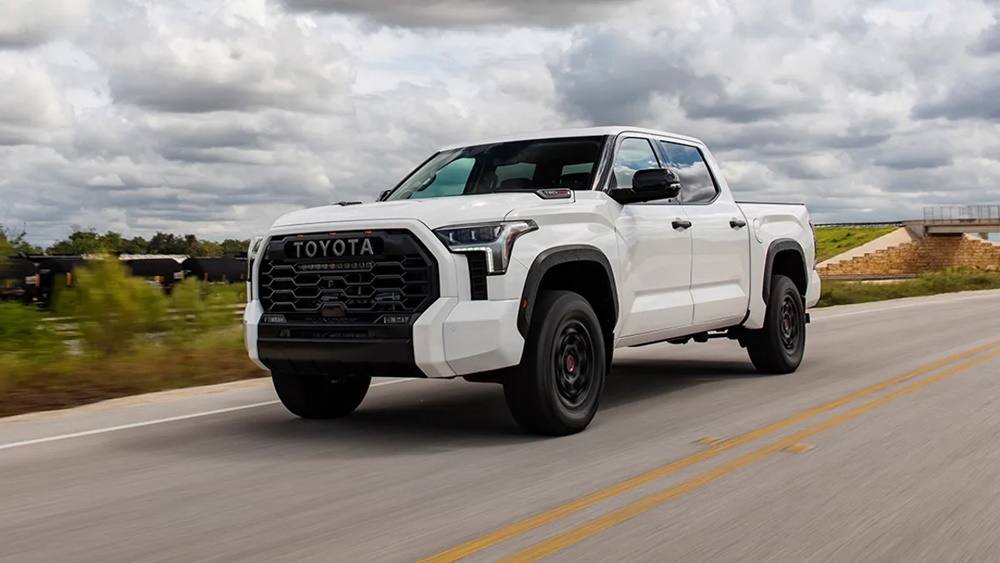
[516,245,619,338]
[763,238,808,302]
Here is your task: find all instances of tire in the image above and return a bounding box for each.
[744,274,807,375]
[503,290,607,436]
[271,372,371,419]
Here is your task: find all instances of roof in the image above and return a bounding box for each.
[439,126,705,151]
[115,254,188,263]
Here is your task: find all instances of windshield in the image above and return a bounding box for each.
[384,136,607,201]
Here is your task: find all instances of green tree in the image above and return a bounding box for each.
[181,234,202,256]
[148,232,187,254]
[47,227,104,255]
[123,236,149,254]
[0,225,42,255]
[34,227,249,258]
[98,231,127,254]
[200,240,224,257]
[221,238,251,255]
[0,229,11,258]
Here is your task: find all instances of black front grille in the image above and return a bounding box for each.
[466,252,489,300]
[257,229,438,326]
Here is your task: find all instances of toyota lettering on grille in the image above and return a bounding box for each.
[283,236,382,260]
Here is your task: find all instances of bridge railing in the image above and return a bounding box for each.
[923,205,1000,224]
[812,221,904,228]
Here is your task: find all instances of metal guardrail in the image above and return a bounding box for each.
[923,205,1000,224]
[815,206,1000,229]
[813,221,905,228]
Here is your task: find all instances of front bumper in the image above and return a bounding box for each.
[244,296,524,378]
[243,218,527,379]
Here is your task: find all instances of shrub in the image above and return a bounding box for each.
[0,301,64,359]
[168,279,244,337]
[54,256,170,355]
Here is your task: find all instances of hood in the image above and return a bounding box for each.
[271,192,574,230]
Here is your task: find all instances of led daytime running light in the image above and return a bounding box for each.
[434,220,537,275]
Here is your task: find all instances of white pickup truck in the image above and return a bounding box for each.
[243,126,820,435]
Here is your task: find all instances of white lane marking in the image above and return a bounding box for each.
[814,292,1000,321]
[0,379,411,452]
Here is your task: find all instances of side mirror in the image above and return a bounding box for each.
[377,189,392,201]
[608,168,682,204]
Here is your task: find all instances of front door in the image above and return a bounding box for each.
[609,136,695,340]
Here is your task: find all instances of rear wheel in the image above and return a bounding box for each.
[503,290,607,436]
[271,372,371,419]
[743,274,806,374]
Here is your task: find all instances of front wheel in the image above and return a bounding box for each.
[503,290,607,436]
[271,372,371,419]
[743,275,807,375]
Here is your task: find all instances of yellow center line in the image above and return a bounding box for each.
[418,339,1000,563]
[502,348,1000,562]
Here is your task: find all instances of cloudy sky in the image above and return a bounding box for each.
[0,0,998,245]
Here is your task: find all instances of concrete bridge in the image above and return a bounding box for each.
[911,205,1000,235]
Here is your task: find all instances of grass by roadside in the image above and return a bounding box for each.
[817,270,1000,307]
[815,226,898,263]
[0,327,261,418]
[0,256,261,418]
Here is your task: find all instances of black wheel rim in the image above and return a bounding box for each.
[779,295,801,352]
[553,319,596,410]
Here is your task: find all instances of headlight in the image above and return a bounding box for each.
[434,220,537,275]
[246,236,264,299]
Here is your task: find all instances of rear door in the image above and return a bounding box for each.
[656,139,751,327]
[609,135,695,339]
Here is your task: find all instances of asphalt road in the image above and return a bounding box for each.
[3,290,1000,562]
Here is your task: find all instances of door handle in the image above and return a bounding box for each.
[672,219,692,230]
[730,218,747,229]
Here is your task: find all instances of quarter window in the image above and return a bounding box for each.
[658,142,719,203]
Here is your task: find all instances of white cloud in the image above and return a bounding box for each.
[0,0,998,245]
[82,2,355,115]
[0,53,74,146]
[278,0,641,28]
[0,0,91,49]
[549,0,1000,220]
